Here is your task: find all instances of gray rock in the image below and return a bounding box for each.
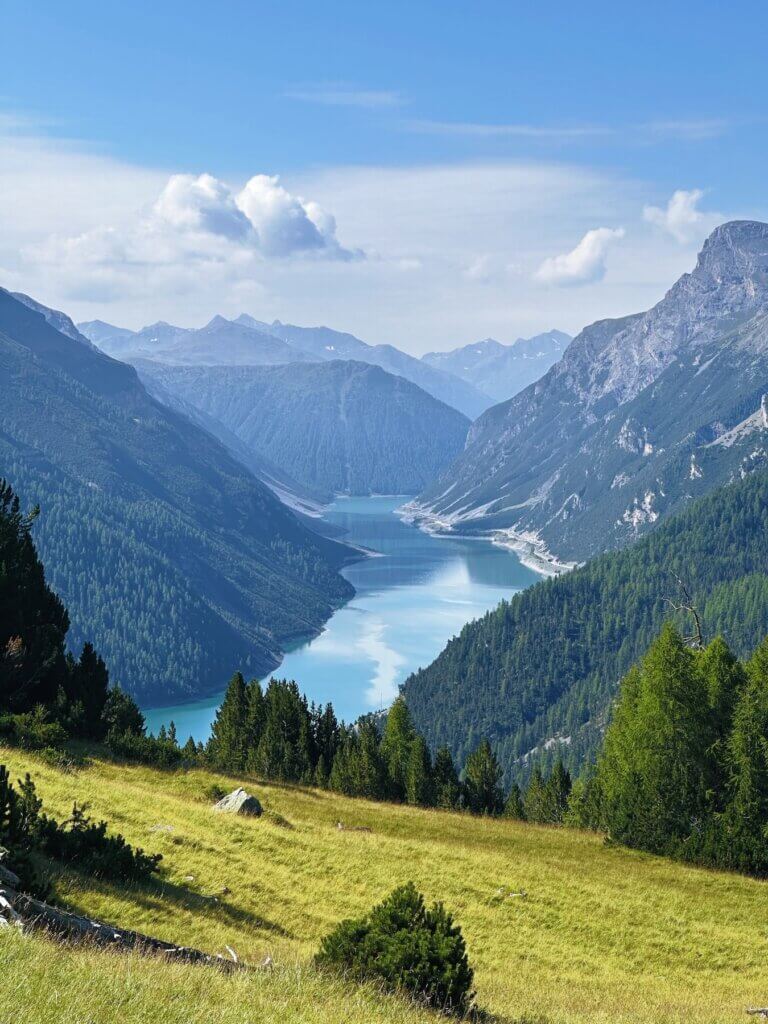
[213,788,263,817]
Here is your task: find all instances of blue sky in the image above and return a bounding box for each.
[1,0,766,351]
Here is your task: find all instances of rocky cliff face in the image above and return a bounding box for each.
[411,222,768,562]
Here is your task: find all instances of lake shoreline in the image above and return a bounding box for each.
[142,495,538,739]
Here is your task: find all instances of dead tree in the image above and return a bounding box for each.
[664,571,705,650]
[0,885,244,970]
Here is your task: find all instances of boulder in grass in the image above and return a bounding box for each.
[212,787,262,817]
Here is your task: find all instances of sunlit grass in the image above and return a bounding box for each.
[2,745,767,1023]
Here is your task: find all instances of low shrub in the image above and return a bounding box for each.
[107,728,184,769]
[316,882,474,1016]
[0,710,68,751]
[37,747,91,773]
[0,766,161,895]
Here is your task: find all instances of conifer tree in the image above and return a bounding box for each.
[354,719,387,799]
[596,624,714,854]
[523,766,547,823]
[463,739,504,815]
[65,642,110,739]
[540,760,572,824]
[208,672,249,771]
[0,480,69,713]
[711,637,768,874]
[314,704,340,776]
[432,746,462,809]
[406,735,434,806]
[381,696,416,801]
[696,636,745,801]
[503,782,526,820]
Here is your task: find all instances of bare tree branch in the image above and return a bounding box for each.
[663,571,705,649]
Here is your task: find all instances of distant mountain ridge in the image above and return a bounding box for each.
[79,315,493,418]
[135,359,471,496]
[0,288,354,703]
[422,330,571,402]
[409,221,768,563]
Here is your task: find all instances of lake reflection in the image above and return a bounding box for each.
[143,496,537,740]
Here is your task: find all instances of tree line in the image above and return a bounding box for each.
[203,677,506,815]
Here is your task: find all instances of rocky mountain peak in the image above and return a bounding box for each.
[693,220,768,283]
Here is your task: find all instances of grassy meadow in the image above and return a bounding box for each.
[2,745,767,1024]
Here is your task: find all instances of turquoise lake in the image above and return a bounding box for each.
[143,495,537,741]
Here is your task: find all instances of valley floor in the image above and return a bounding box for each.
[2,746,767,1024]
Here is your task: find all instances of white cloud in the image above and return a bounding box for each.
[286,86,405,109]
[0,118,741,348]
[405,120,610,140]
[22,170,359,299]
[534,227,625,286]
[640,120,730,143]
[643,188,716,244]
[237,174,354,258]
[154,173,253,241]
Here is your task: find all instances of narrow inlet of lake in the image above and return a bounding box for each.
[143,495,538,740]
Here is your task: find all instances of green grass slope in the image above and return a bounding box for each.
[2,746,767,1024]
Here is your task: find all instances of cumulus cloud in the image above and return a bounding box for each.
[237,174,351,258]
[26,171,358,287]
[643,188,709,243]
[534,227,625,286]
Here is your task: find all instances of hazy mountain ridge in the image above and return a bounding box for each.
[81,315,494,419]
[422,330,571,402]
[0,289,354,703]
[136,359,471,496]
[411,222,768,562]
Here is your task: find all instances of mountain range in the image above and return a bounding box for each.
[409,221,768,564]
[135,359,470,496]
[80,315,493,419]
[0,288,354,703]
[422,330,571,403]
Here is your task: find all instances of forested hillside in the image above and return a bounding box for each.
[136,359,471,495]
[0,289,353,704]
[403,467,768,784]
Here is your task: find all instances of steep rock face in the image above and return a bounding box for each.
[136,359,471,496]
[422,330,570,403]
[0,289,354,703]
[412,222,768,562]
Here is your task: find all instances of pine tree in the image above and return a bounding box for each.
[67,643,110,739]
[523,766,547,823]
[538,761,572,824]
[381,697,416,801]
[463,739,504,815]
[595,625,714,855]
[503,782,526,820]
[0,480,69,713]
[406,735,434,806]
[696,636,745,803]
[432,746,461,809]
[354,719,387,799]
[208,672,249,771]
[710,637,768,874]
